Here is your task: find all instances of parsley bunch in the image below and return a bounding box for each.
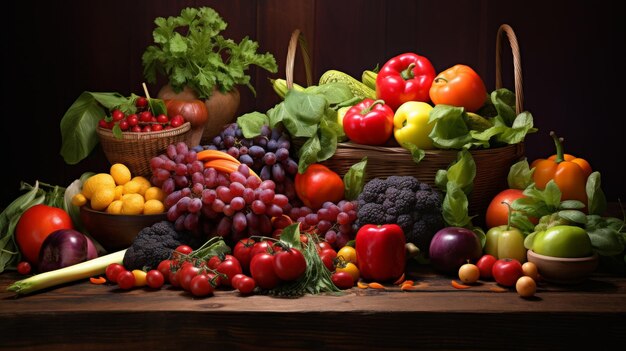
[142,7,278,99]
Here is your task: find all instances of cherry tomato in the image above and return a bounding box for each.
[17,261,32,275]
[273,247,307,281]
[294,164,345,210]
[249,252,281,290]
[105,263,126,283]
[189,274,214,297]
[516,276,537,298]
[476,254,497,280]
[233,274,256,294]
[492,258,524,287]
[485,189,534,229]
[319,248,337,271]
[146,269,165,289]
[317,241,333,253]
[116,270,136,290]
[331,271,354,289]
[336,262,360,282]
[157,260,173,283]
[168,270,181,288]
[250,240,274,258]
[178,264,201,291]
[458,263,480,284]
[172,245,193,260]
[336,246,357,264]
[233,238,256,271]
[522,261,539,281]
[15,204,74,265]
[216,256,243,287]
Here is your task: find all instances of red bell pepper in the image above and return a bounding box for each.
[343,99,394,145]
[375,52,436,111]
[355,224,406,282]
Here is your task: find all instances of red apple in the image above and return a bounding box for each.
[476,254,497,280]
[429,227,482,274]
[492,258,523,287]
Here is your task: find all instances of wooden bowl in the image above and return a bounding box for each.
[79,205,167,252]
[527,249,599,284]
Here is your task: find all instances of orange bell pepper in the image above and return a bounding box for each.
[531,131,592,206]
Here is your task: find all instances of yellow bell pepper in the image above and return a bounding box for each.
[393,101,435,149]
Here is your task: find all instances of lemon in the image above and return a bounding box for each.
[110,163,132,185]
[122,180,141,195]
[121,193,145,215]
[71,193,87,207]
[106,200,123,214]
[114,185,124,200]
[82,173,116,199]
[91,187,116,211]
[144,186,165,202]
[131,176,152,196]
[143,199,165,215]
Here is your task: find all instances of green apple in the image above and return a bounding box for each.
[484,225,527,263]
[527,225,592,258]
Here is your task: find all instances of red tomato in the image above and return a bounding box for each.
[146,269,165,289]
[105,263,126,283]
[273,248,307,281]
[233,274,256,294]
[189,274,214,297]
[116,270,136,290]
[319,248,337,271]
[429,64,487,113]
[17,261,32,275]
[485,189,532,228]
[178,265,201,291]
[250,240,274,258]
[233,238,255,271]
[294,164,345,210]
[157,260,173,283]
[15,204,74,265]
[249,253,281,290]
[216,256,243,287]
[492,258,524,287]
[331,271,354,289]
[476,254,497,280]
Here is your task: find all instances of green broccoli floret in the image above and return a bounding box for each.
[356,176,445,254]
[123,221,204,271]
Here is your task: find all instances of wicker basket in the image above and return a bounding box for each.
[97,122,192,177]
[284,25,527,220]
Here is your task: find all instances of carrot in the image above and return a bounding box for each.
[204,159,261,179]
[401,284,417,291]
[368,282,385,289]
[89,276,107,285]
[490,286,508,293]
[197,149,240,164]
[451,280,471,289]
[357,281,369,289]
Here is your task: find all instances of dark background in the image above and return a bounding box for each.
[1,0,624,209]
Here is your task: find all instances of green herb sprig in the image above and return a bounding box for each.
[142,7,278,99]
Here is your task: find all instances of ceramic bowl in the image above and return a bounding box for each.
[79,205,167,252]
[527,249,599,284]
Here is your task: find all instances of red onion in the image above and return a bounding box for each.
[38,229,89,273]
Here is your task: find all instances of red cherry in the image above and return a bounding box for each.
[126,114,138,127]
[142,125,152,132]
[118,120,129,131]
[131,125,142,132]
[139,111,152,123]
[98,119,108,128]
[157,114,169,124]
[152,123,163,131]
[170,115,185,128]
[111,109,125,121]
[136,96,148,108]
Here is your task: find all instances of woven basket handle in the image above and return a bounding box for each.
[495,24,524,114]
[286,29,313,89]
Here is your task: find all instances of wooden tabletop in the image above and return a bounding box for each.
[1,262,625,351]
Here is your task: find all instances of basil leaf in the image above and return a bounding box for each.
[587,171,608,216]
[588,228,625,256]
[558,210,587,224]
[343,157,368,201]
[507,158,534,190]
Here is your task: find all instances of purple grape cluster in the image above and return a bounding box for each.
[287,200,359,249]
[150,141,291,242]
[195,123,299,201]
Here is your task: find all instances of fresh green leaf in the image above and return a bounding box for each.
[297,135,321,173]
[141,7,277,99]
[60,92,108,165]
[428,105,473,149]
[587,171,607,216]
[510,212,537,233]
[279,223,302,250]
[281,90,325,138]
[588,228,625,256]
[304,82,354,106]
[316,119,338,162]
[445,149,476,195]
[237,112,269,138]
[560,200,586,210]
[558,210,587,224]
[495,111,537,144]
[490,88,517,126]
[267,103,288,128]
[442,183,472,228]
[507,158,534,190]
[401,142,426,164]
[148,98,167,117]
[343,157,368,201]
